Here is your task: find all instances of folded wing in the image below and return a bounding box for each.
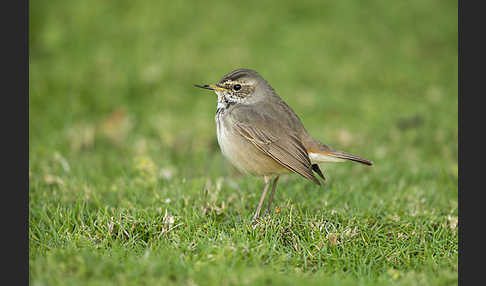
[231,106,321,185]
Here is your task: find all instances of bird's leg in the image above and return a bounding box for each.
[252,176,271,222]
[264,176,280,216]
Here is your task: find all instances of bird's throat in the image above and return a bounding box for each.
[216,96,235,111]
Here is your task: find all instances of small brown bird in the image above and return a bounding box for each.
[195,68,372,222]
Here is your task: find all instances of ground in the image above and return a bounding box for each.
[30,0,457,285]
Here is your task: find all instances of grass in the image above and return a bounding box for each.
[29,0,457,285]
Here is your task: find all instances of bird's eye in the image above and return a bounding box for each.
[233,84,241,91]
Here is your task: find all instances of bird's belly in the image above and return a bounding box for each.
[216,121,289,176]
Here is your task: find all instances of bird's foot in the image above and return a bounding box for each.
[264,209,271,217]
[251,218,261,228]
[251,211,260,226]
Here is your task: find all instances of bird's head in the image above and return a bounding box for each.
[195,68,274,105]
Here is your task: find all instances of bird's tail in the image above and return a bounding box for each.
[308,149,373,166]
[303,136,373,166]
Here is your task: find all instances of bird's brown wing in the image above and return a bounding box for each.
[230,105,320,185]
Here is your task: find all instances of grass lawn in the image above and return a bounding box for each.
[29,0,457,285]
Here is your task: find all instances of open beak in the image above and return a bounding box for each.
[194,84,228,92]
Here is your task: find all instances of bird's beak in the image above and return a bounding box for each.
[194,84,228,92]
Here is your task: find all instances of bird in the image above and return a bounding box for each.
[195,68,372,222]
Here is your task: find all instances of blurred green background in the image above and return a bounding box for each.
[30,0,457,285]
